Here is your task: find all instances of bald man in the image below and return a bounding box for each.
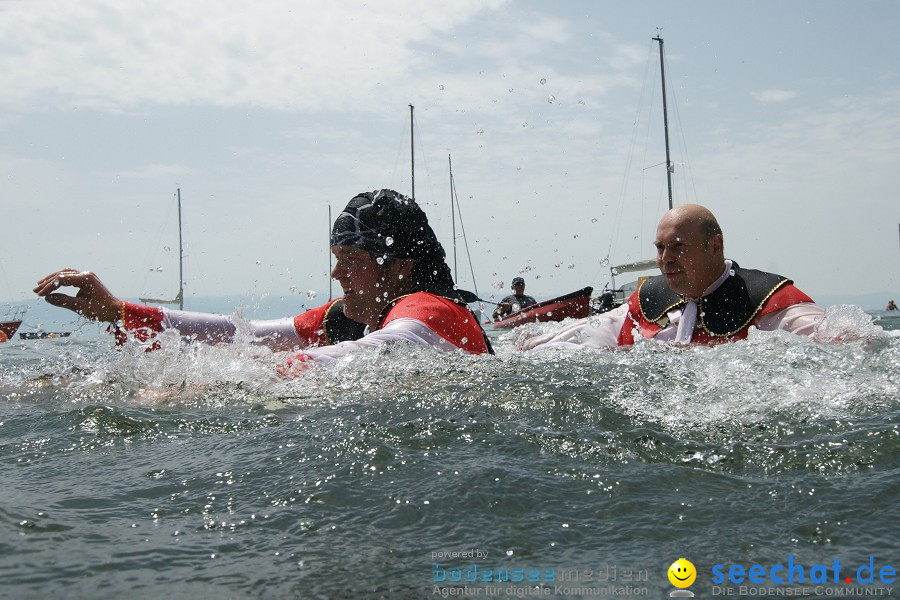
[523,204,824,350]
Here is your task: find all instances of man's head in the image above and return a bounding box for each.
[330,189,455,327]
[654,204,725,298]
[511,276,525,294]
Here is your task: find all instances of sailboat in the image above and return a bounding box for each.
[0,308,24,343]
[0,259,26,342]
[593,36,675,314]
[140,188,185,310]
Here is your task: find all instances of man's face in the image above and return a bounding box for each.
[654,214,723,298]
[331,246,410,328]
[512,283,525,295]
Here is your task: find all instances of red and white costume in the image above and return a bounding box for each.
[116,292,490,364]
[522,260,824,351]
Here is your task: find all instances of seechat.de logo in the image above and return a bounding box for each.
[668,558,697,597]
[710,555,896,586]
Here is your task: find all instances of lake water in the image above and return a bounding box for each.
[1,305,898,599]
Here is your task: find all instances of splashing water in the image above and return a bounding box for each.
[1,304,897,597]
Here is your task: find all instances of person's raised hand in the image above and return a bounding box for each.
[34,269,121,323]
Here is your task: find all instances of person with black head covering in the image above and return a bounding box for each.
[296,189,492,364]
[34,189,492,365]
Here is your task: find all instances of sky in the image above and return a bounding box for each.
[1,0,899,312]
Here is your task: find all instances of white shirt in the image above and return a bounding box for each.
[160,308,464,363]
[521,261,825,351]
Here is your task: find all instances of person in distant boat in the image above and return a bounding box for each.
[35,189,492,367]
[887,300,898,311]
[492,276,537,320]
[521,204,824,350]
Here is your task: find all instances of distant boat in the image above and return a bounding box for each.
[140,188,185,309]
[493,287,593,330]
[19,331,72,340]
[0,306,27,343]
[0,319,22,343]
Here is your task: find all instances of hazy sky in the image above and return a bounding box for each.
[1,0,898,310]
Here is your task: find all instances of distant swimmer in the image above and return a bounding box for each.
[492,276,537,320]
[35,189,492,368]
[887,300,898,311]
[521,204,824,350]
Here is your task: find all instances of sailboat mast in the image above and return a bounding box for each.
[409,104,415,200]
[448,154,458,280]
[177,188,184,310]
[653,36,674,209]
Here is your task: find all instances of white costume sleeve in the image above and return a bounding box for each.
[753,303,825,337]
[519,304,630,350]
[299,317,461,364]
[161,309,303,351]
[518,299,825,351]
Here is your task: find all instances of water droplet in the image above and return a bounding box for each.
[256,261,262,266]
[376,257,384,265]
[306,290,316,299]
[599,258,609,267]
[578,99,586,106]
[475,128,484,136]
[508,88,514,93]
[155,266,163,272]
[461,337,468,344]
[591,218,597,223]
[568,263,575,269]
[438,84,445,90]
[548,95,556,104]
[385,236,394,246]
[540,78,547,85]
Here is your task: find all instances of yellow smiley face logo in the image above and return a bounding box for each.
[668,558,697,588]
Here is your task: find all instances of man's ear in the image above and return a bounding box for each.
[709,233,724,256]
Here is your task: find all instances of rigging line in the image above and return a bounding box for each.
[607,39,656,266]
[410,109,440,214]
[591,40,656,291]
[390,113,409,193]
[138,190,178,296]
[450,169,480,298]
[662,49,699,204]
[633,41,660,265]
